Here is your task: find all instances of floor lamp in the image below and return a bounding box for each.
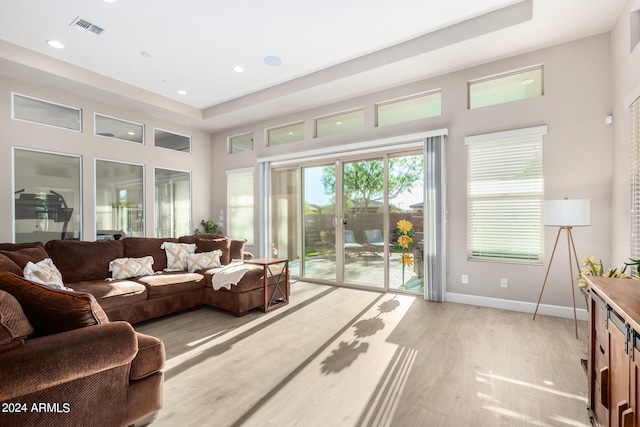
[533,198,590,339]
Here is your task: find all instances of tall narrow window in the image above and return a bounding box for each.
[13,148,82,243]
[226,168,254,245]
[466,126,546,263]
[155,168,191,238]
[631,97,640,262]
[95,160,144,239]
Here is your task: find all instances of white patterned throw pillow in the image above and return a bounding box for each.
[161,242,196,271]
[23,258,70,290]
[109,256,155,280]
[186,250,222,272]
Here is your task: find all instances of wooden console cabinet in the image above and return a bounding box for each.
[586,276,640,426]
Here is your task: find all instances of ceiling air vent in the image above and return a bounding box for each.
[70,16,105,36]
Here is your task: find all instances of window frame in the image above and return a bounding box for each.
[94,113,144,144]
[314,108,365,138]
[465,125,547,264]
[226,167,254,245]
[375,90,442,127]
[154,167,192,238]
[468,65,544,110]
[228,132,254,154]
[154,127,191,153]
[12,92,82,132]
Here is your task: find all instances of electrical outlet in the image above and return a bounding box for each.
[461,275,468,284]
[500,278,508,288]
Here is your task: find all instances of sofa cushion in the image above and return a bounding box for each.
[0,253,22,275]
[229,239,247,262]
[23,258,68,290]
[109,256,155,280]
[0,244,48,270]
[130,332,165,380]
[69,280,148,311]
[0,290,34,353]
[196,238,231,265]
[122,237,178,272]
[186,250,222,272]
[0,272,109,337]
[137,272,205,298]
[161,242,196,271]
[179,233,226,244]
[45,239,125,283]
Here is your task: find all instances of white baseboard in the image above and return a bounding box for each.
[445,292,589,321]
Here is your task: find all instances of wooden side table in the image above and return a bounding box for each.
[244,258,289,312]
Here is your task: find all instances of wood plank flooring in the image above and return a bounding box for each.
[134,282,590,427]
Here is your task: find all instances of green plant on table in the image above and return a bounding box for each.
[195,219,221,234]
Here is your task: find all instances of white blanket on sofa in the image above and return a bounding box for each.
[210,262,253,290]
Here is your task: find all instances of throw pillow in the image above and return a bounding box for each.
[0,252,22,275]
[196,238,231,265]
[23,258,69,290]
[0,290,34,353]
[0,272,109,337]
[109,256,155,280]
[161,242,196,271]
[0,245,49,270]
[186,250,222,272]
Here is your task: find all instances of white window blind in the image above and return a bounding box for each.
[631,97,640,262]
[226,168,254,245]
[466,126,546,263]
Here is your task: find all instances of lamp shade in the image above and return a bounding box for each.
[544,199,590,227]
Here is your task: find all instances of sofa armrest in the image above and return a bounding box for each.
[0,321,138,401]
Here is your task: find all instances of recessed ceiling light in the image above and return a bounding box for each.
[177,90,187,95]
[520,78,535,85]
[233,66,244,73]
[103,0,117,3]
[264,56,282,66]
[127,131,135,136]
[46,40,64,49]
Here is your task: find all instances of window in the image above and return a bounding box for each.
[376,91,441,127]
[226,168,254,245]
[229,133,253,153]
[315,109,364,138]
[155,168,191,237]
[631,97,640,263]
[13,148,82,243]
[95,114,144,144]
[466,126,546,263]
[154,128,191,152]
[12,93,81,131]
[95,160,144,239]
[468,66,543,109]
[267,121,305,146]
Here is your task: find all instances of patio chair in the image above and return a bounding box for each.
[344,230,364,256]
[364,229,386,255]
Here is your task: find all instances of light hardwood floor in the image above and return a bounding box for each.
[134,282,590,427]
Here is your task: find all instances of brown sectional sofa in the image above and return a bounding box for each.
[0,234,290,426]
[0,234,289,321]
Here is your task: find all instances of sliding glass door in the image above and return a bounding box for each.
[342,158,385,288]
[271,150,425,293]
[301,164,337,281]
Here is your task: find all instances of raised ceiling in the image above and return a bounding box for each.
[0,0,628,132]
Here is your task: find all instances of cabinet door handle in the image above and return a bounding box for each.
[600,366,609,408]
[621,407,634,427]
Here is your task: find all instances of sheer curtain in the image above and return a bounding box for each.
[423,135,447,301]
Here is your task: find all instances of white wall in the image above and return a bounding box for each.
[611,0,640,264]
[0,75,212,242]
[211,33,613,310]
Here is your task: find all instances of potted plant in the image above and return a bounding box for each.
[195,219,221,234]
